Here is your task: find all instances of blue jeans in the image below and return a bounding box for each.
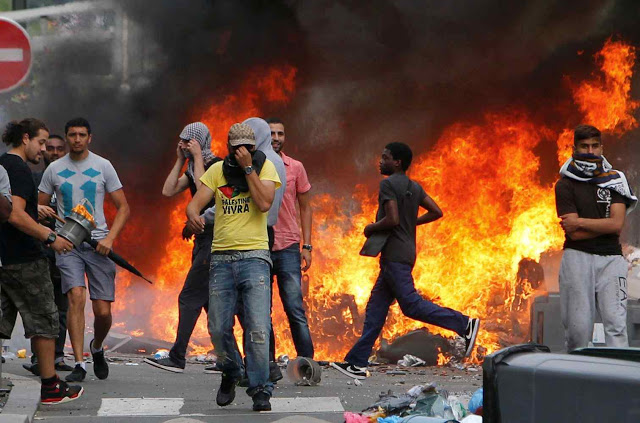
[208,257,273,396]
[270,243,314,358]
[345,260,469,367]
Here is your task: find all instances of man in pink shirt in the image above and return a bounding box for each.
[266,118,314,359]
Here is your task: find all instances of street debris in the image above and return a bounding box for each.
[286,357,322,386]
[397,354,427,367]
[344,382,483,422]
[377,329,453,366]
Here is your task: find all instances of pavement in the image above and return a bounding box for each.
[0,353,482,422]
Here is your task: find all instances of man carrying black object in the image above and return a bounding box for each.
[331,143,480,379]
[24,134,73,376]
[555,124,637,351]
[0,119,83,404]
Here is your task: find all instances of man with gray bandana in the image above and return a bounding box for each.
[145,122,220,373]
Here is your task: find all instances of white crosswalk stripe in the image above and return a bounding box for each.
[97,398,184,416]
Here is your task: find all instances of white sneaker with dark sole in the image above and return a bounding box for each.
[330,362,368,379]
[464,318,480,357]
[143,357,184,373]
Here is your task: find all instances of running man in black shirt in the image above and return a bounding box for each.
[555,124,637,351]
[331,143,480,379]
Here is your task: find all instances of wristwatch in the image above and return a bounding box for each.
[244,165,254,175]
[44,232,57,245]
[302,244,312,252]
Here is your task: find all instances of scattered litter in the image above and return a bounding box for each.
[397,354,426,367]
[467,388,483,415]
[17,349,26,358]
[447,395,468,420]
[354,379,363,386]
[125,362,139,366]
[350,382,475,422]
[377,329,453,366]
[344,411,372,422]
[153,349,169,359]
[387,370,408,375]
[286,357,322,386]
[3,352,15,359]
[277,354,290,366]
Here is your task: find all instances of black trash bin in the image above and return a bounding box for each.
[483,343,640,423]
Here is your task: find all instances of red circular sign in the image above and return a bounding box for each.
[0,18,32,93]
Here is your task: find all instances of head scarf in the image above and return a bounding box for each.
[242,117,287,227]
[560,153,638,213]
[179,122,216,181]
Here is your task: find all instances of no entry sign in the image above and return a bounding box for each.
[0,18,32,93]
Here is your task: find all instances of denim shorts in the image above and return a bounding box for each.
[0,258,59,339]
[56,242,116,301]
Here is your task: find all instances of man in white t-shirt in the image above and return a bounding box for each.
[39,117,130,383]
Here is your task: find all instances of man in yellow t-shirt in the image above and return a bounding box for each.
[186,123,280,412]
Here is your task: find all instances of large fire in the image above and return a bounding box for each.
[112,40,638,363]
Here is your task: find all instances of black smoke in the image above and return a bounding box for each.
[1,0,640,268]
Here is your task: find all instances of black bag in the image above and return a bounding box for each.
[359,178,413,257]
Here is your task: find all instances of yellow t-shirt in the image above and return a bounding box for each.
[200,160,281,252]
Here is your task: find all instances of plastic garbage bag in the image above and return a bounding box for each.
[344,411,372,423]
[409,392,455,419]
[460,415,482,422]
[363,390,416,415]
[400,416,459,422]
[447,395,468,420]
[378,416,403,423]
[467,388,483,415]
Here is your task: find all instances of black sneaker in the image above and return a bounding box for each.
[41,378,84,405]
[269,361,283,383]
[65,364,87,382]
[23,363,40,376]
[252,391,272,412]
[90,339,109,380]
[55,361,74,372]
[464,318,480,357]
[216,373,239,407]
[330,362,368,380]
[143,357,185,373]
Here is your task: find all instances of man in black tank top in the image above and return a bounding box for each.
[144,122,220,372]
[331,143,480,380]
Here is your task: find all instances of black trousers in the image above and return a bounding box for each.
[169,232,212,367]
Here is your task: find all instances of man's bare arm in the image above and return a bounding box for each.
[364,200,399,237]
[96,189,130,255]
[0,196,11,222]
[9,195,73,253]
[417,193,443,226]
[560,203,626,240]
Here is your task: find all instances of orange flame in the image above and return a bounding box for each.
[557,39,638,163]
[113,41,638,364]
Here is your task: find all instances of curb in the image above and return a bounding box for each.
[0,373,40,423]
